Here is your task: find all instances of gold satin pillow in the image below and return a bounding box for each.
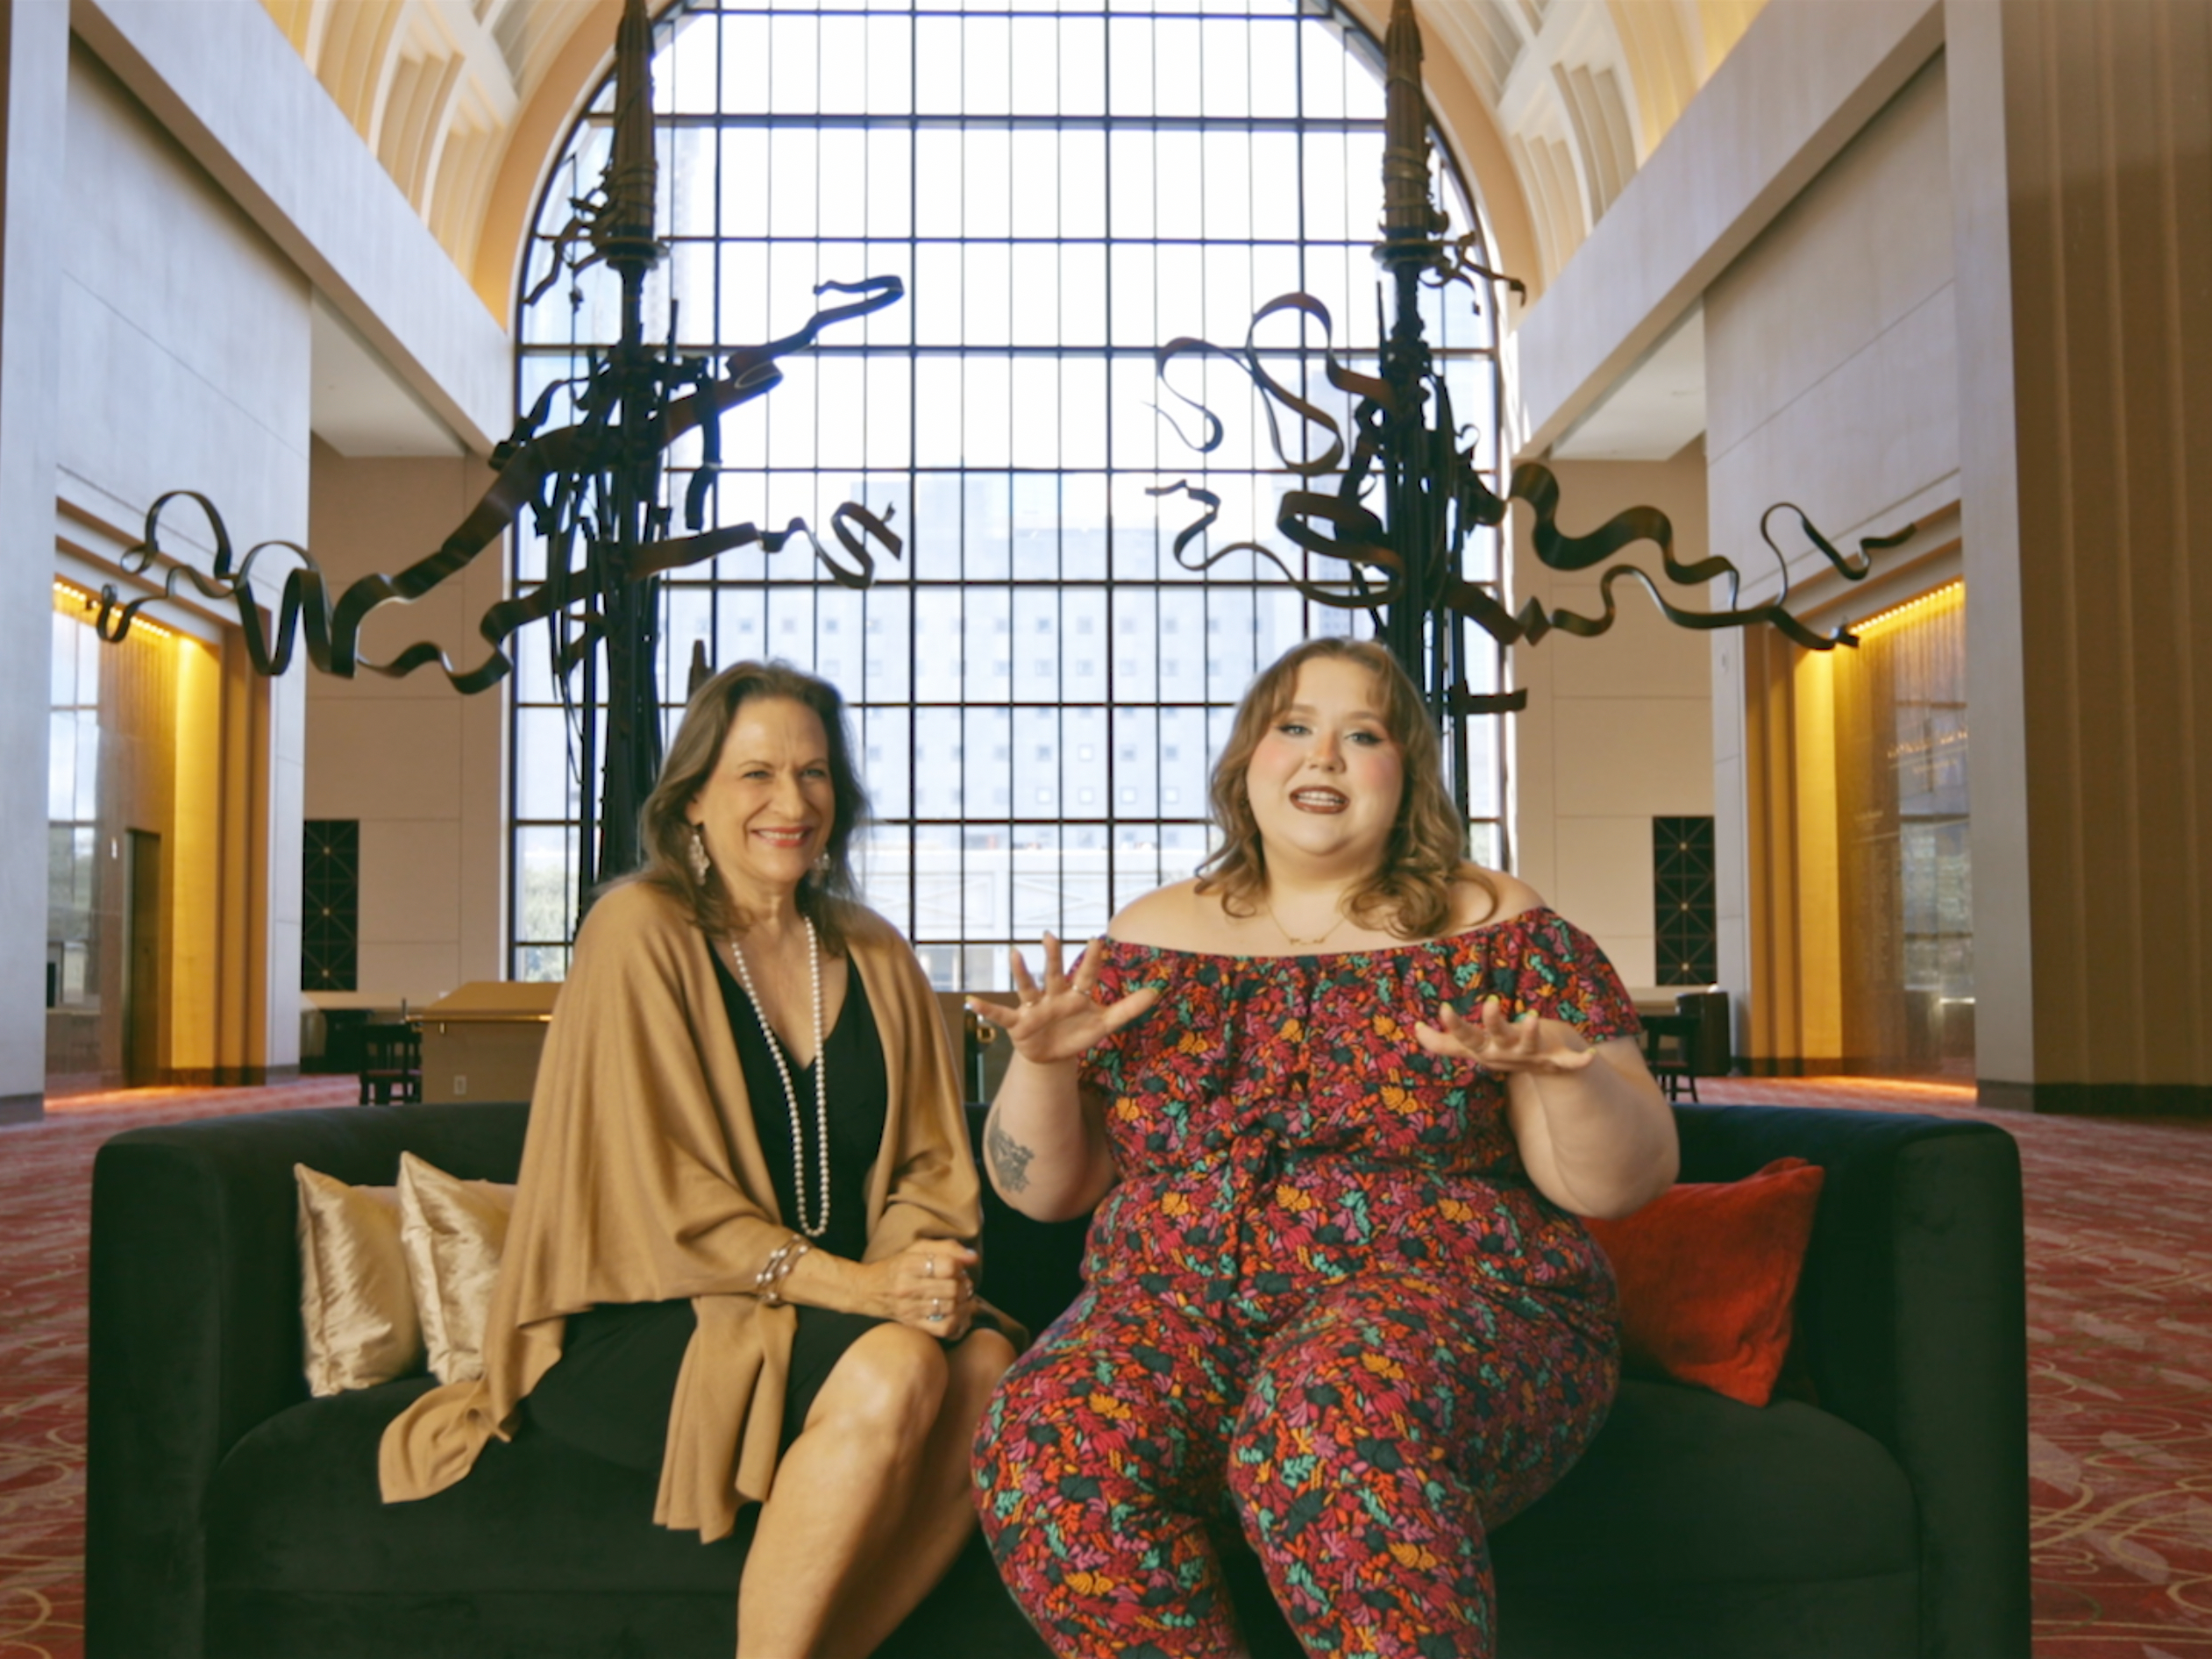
[396,1152,517,1385]
[295,1164,423,1396]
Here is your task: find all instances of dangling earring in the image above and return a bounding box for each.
[687,823,712,884]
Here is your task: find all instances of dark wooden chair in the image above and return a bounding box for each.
[357,1023,422,1106]
[1640,1010,1702,1102]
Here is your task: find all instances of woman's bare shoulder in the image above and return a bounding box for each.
[1452,865,1548,931]
[1105,879,1212,949]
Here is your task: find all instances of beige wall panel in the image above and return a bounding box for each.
[265,680,306,1067]
[62,49,310,446]
[353,941,463,1005]
[1510,451,1715,984]
[1539,593,1717,701]
[1710,636,1751,1048]
[307,447,508,988]
[1711,745,1748,973]
[1703,57,1952,459]
[1551,698,1716,818]
[60,47,310,550]
[1509,641,1559,899]
[1707,289,1959,598]
[304,700,463,821]
[1599,934,1656,993]
[358,820,463,946]
[1551,815,1661,977]
[56,295,308,548]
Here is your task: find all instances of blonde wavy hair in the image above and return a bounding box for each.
[1195,637,1492,940]
[633,660,868,954]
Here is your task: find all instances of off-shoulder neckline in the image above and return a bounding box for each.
[1101,904,1561,965]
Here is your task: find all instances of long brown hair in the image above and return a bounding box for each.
[1194,637,1491,939]
[634,660,869,953]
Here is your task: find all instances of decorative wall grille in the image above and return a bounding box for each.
[1654,815,1717,986]
[302,820,360,993]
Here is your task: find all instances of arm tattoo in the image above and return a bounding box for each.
[985,1115,1035,1194]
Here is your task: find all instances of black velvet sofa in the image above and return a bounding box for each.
[86,1100,2030,1658]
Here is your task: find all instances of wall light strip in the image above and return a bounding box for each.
[1853,577,1963,638]
[53,575,172,640]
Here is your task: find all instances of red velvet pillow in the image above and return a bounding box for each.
[1583,1157,1825,1408]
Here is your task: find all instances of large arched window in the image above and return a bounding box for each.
[510,0,1507,984]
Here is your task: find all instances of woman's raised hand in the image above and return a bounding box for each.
[1414,996,1598,1076]
[861,1238,981,1338]
[968,934,1159,1067]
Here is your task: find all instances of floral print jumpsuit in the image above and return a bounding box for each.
[971,909,1642,1658]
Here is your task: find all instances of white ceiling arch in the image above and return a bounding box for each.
[258,0,603,291]
[258,0,1765,320]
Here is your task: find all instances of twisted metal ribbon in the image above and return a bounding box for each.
[1149,291,1910,670]
[95,276,907,694]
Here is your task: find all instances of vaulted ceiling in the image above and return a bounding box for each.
[256,0,605,291]
[257,0,1764,321]
[1419,0,1763,282]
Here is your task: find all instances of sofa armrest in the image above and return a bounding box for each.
[1673,1102,2029,1659]
[86,1102,530,1659]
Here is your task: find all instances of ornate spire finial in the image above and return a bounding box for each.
[598,0,659,274]
[1381,0,1440,246]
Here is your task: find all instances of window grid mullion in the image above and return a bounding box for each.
[510,0,1505,979]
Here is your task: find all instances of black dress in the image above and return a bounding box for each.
[525,947,896,1473]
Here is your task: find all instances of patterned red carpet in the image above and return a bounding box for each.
[3,1075,2208,1657]
[0,1079,357,1659]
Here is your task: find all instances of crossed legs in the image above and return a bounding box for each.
[739,1322,1017,1659]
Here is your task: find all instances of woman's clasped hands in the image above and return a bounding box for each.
[967,933,1159,1066]
[1414,996,1597,1077]
[857,1238,981,1338]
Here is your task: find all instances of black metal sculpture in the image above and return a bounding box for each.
[1149,0,1903,814]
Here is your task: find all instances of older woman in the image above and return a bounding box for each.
[381,661,1015,1658]
[970,637,1676,1658]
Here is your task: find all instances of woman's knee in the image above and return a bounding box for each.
[950,1328,1017,1397]
[810,1323,949,1445]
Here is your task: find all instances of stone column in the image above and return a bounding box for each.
[1950,0,2212,1112]
[0,2,69,1121]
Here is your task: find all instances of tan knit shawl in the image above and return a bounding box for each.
[377,880,979,1542]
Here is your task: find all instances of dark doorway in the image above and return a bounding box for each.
[124,830,162,1086]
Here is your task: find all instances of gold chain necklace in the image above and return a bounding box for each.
[1264,899,1351,949]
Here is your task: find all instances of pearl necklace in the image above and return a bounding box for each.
[728,917,831,1239]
